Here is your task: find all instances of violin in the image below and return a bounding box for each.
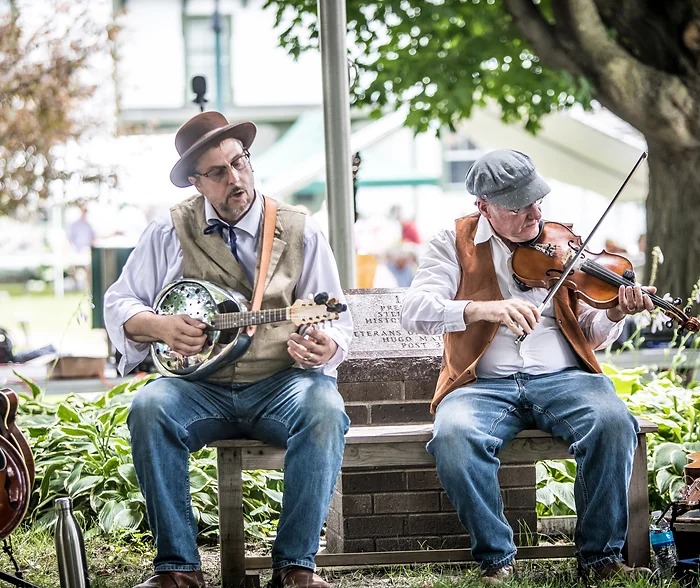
[511,221,700,333]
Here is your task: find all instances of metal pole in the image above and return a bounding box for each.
[213,0,223,112]
[318,0,356,288]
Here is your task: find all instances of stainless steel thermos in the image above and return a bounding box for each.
[54,497,90,588]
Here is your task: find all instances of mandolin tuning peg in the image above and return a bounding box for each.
[685,306,693,314]
[665,320,674,330]
[673,297,682,306]
[314,292,329,305]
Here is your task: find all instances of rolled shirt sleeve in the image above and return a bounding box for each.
[401,229,469,335]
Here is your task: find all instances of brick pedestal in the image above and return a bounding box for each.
[326,353,537,553]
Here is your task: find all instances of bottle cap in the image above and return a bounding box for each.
[54,497,73,510]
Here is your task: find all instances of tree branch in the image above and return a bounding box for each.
[502,0,583,76]
[507,0,700,146]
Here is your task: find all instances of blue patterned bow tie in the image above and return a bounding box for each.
[203,220,240,262]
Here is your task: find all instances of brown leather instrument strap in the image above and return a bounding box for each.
[245,196,278,337]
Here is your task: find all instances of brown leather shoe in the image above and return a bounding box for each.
[133,571,206,588]
[588,561,653,581]
[480,564,517,586]
[269,566,329,588]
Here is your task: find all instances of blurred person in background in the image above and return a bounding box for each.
[66,204,96,290]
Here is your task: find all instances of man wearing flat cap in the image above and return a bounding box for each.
[401,149,655,585]
[104,111,352,588]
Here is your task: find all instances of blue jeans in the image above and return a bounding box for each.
[127,368,350,573]
[426,369,639,571]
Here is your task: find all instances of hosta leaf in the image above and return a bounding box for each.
[56,403,82,423]
[200,512,218,526]
[536,487,554,506]
[655,468,679,494]
[100,456,120,475]
[64,462,85,489]
[654,442,685,469]
[67,475,102,497]
[116,464,139,488]
[112,504,143,530]
[98,500,142,532]
[548,481,576,512]
[189,469,211,493]
[670,449,689,475]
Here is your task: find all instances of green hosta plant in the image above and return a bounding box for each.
[606,361,700,509]
[536,347,699,516]
[13,374,283,543]
[536,460,576,517]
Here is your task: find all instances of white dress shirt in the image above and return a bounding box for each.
[401,216,623,378]
[104,192,353,377]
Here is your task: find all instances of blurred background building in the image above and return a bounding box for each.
[1,0,649,290]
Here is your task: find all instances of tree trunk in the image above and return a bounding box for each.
[645,142,700,314]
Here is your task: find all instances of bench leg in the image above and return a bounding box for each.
[217,447,260,588]
[623,432,651,567]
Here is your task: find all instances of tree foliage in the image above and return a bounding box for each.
[0,1,116,219]
[264,0,700,303]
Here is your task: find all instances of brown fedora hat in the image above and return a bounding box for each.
[170,111,257,187]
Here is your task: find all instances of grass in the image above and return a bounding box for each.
[0,527,686,588]
[1,285,108,358]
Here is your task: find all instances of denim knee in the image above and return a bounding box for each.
[428,408,481,459]
[127,380,180,436]
[582,402,638,448]
[294,375,349,438]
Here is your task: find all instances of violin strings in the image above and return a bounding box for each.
[580,259,679,317]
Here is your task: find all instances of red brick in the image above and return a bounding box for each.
[339,470,408,493]
[373,492,440,514]
[344,494,373,516]
[341,381,403,403]
[503,487,536,509]
[371,402,432,424]
[407,469,442,490]
[498,464,536,487]
[346,514,407,538]
[407,512,466,535]
[404,379,438,401]
[340,538,376,552]
[375,534,470,551]
[344,404,370,425]
[439,491,456,512]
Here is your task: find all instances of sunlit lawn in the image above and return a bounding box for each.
[1,283,108,358]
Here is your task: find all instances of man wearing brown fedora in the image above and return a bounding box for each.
[104,111,353,588]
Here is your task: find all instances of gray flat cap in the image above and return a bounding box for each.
[465,149,551,210]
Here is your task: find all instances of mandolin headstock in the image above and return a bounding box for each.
[290,293,347,326]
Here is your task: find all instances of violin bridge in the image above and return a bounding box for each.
[532,242,556,257]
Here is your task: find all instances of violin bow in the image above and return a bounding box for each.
[515,151,648,344]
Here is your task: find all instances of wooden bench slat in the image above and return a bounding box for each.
[210,418,657,449]
[243,544,578,570]
[212,417,657,588]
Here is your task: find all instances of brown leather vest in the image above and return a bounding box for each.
[432,214,601,412]
[171,194,305,383]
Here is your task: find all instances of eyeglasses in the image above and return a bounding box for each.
[508,198,544,215]
[193,150,250,182]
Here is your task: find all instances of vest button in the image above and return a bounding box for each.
[467,370,471,374]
